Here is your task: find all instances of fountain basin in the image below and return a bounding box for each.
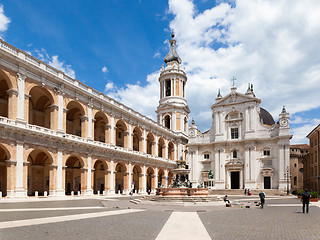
[156,188,208,196]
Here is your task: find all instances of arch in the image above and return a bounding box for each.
[94,111,109,143]
[0,143,10,197]
[28,86,54,129]
[93,159,107,194]
[158,137,165,158]
[146,132,154,155]
[164,115,171,129]
[115,120,128,148]
[0,78,9,118]
[115,162,127,194]
[66,101,85,137]
[158,169,165,187]
[132,127,142,152]
[132,165,141,193]
[168,141,175,161]
[65,155,84,195]
[146,167,154,192]
[27,149,53,196]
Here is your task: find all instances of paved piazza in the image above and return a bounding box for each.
[0,195,320,240]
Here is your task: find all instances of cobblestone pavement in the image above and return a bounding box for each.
[0,196,319,239]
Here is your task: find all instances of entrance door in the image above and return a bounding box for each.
[264,176,271,189]
[231,171,240,189]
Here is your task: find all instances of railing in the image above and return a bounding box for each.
[0,116,176,165]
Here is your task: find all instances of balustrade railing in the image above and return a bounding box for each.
[0,116,175,164]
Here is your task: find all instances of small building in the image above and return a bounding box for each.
[303,124,320,192]
[290,144,308,193]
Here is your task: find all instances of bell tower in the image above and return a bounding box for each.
[156,32,190,134]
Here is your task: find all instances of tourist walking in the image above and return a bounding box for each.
[302,188,311,213]
[224,195,230,203]
[259,190,266,208]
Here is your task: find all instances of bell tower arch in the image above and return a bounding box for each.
[156,32,190,134]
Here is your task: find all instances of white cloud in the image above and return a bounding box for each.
[105,0,320,138]
[153,52,161,58]
[102,66,108,73]
[104,82,114,92]
[49,55,75,78]
[34,49,76,78]
[0,4,10,36]
[106,72,160,120]
[291,118,320,144]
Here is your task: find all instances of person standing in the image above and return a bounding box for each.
[244,188,247,195]
[259,190,266,208]
[302,188,311,213]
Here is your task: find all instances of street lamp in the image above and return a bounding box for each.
[284,166,290,195]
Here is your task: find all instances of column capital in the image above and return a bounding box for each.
[17,72,26,81]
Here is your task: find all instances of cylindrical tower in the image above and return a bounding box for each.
[156,32,190,134]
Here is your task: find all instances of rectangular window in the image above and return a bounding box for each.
[204,154,209,159]
[263,150,270,156]
[231,128,239,139]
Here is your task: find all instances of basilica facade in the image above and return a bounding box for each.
[188,85,292,191]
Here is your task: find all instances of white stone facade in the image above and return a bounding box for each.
[188,85,292,190]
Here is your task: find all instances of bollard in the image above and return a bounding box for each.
[71,191,74,197]
[44,191,47,197]
[97,190,100,195]
[118,190,120,194]
[0,191,2,199]
[35,191,38,197]
[103,191,106,195]
[77,191,80,196]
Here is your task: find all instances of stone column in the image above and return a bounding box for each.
[109,159,115,194]
[155,167,158,188]
[56,150,65,196]
[15,142,27,197]
[164,169,168,187]
[57,89,64,133]
[164,140,168,159]
[245,147,250,182]
[128,123,132,150]
[172,111,176,131]
[49,165,57,196]
[7,89,18,120]
[143,165,146,193]
[215,111,219,134]
[154,134,158,156]
[49,105,59,131]
[16,73,26,123]
[6,160,16,197]
[81,116,88,139]
[128,162,132,191]
[245,107,249,131]
[86,155,93,195]
[250,147,256,181]
[87,104,93,140]
[110,115,115,145]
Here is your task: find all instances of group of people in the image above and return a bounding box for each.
[244,188,251,196]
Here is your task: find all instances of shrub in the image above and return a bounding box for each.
[296,190,304,196]
[311,191,319,199]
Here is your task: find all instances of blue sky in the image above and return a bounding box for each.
[1,0,320,144]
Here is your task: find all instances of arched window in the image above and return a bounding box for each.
[165,80,171,97]
[164,115,171,129]
[232,150,237,159]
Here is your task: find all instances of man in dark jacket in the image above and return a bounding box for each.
[259,190,266,208]
[302,189,311,213]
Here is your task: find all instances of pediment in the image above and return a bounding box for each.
[212,92,260,107]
